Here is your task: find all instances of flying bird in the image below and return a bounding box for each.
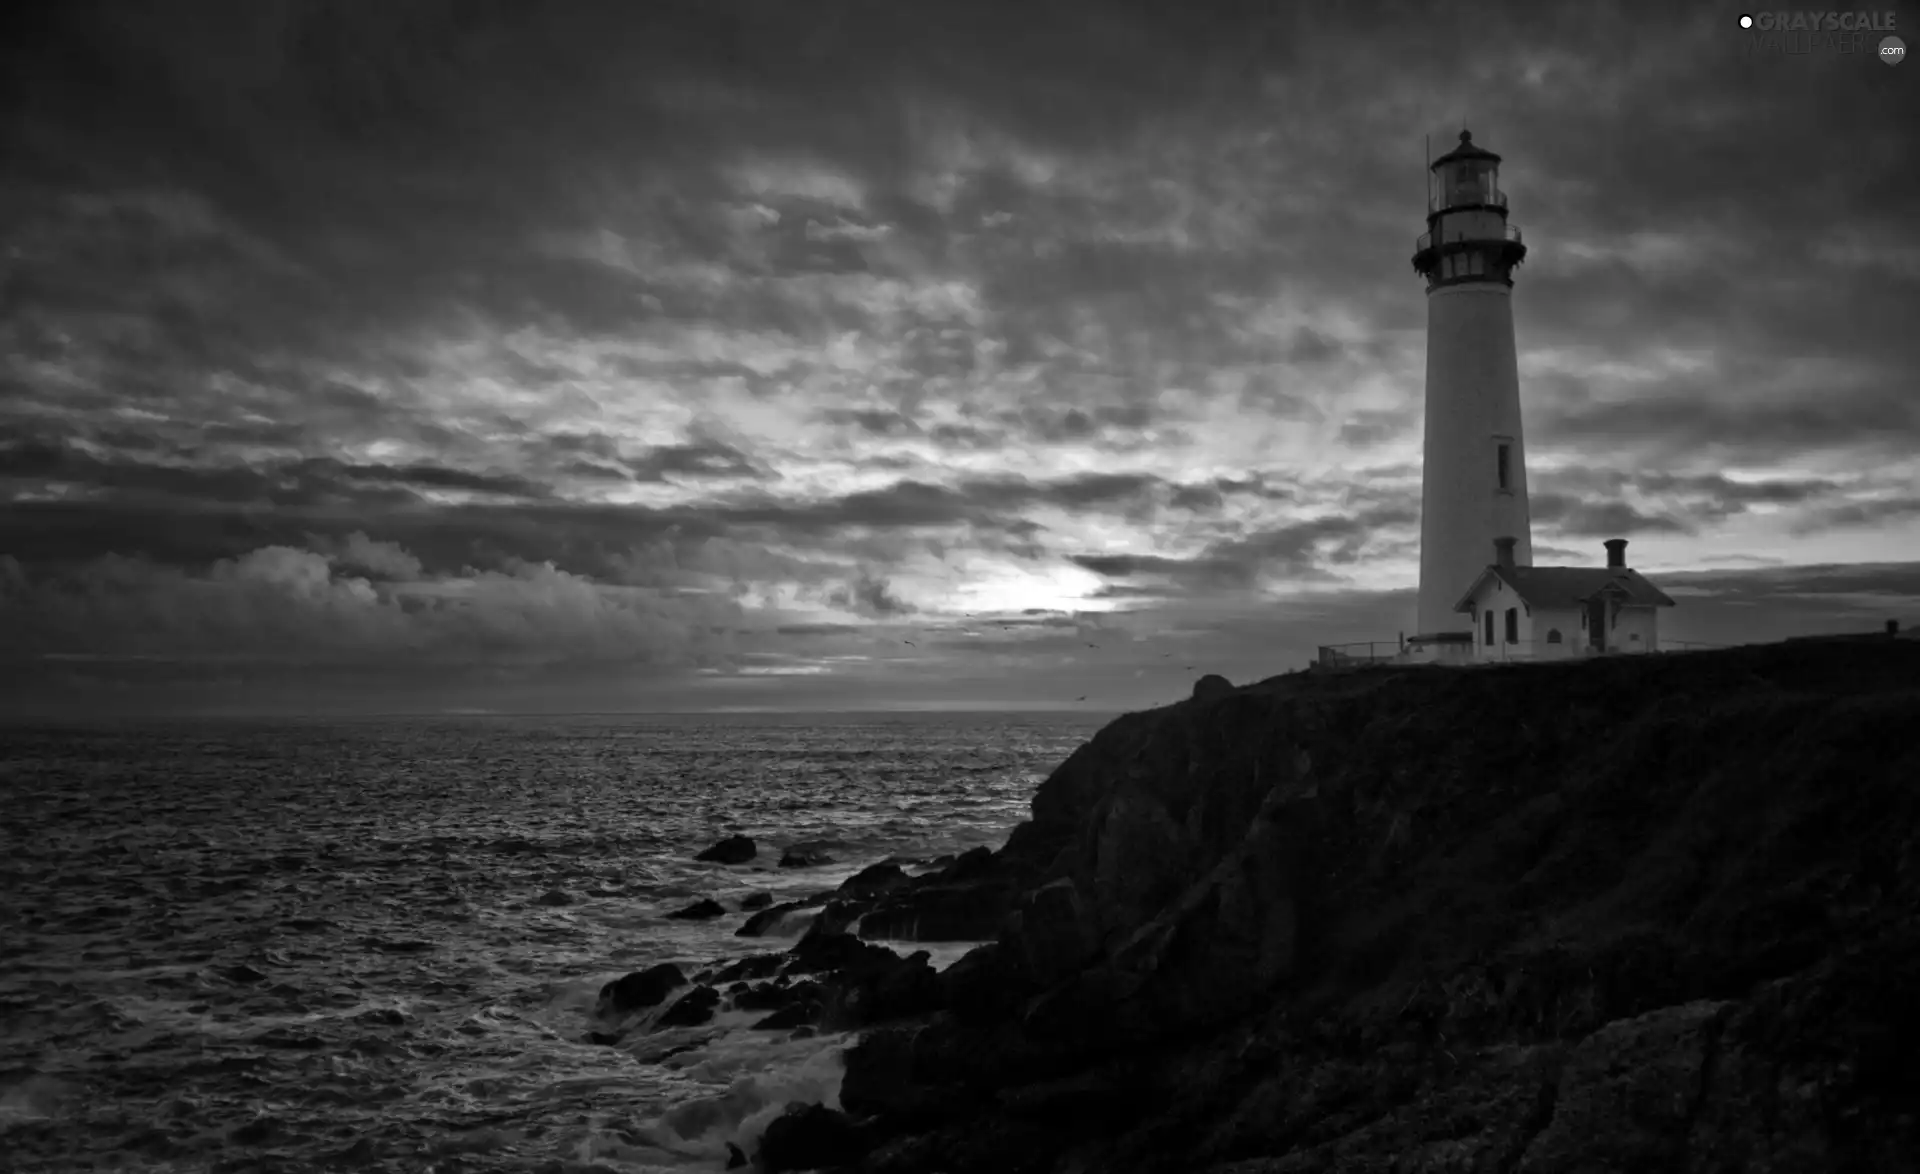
[1075,695,1087,701]
[903,640,916,646]
[1085,642,1099,648]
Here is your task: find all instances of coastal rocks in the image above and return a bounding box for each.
[695,835,756,864]
[855,849,1030,942]
[1002,878,1097,991]
[534,889,574,907]
[830,639,1920,1173]
[657,984,721,1028]
[709,953,786,983]
[740,891,774,910]
[785,929,944,1025]
[738,894,829,937]
[667,898,727,920]
[598,963,687,1015]
[840,861,911,898]
[780,845,836,868]
[858,882,1015,942]
[757,1102,870,1173]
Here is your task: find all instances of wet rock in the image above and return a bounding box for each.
[751,1000,821,1031]
[739,891,774,911]
[222,963,268,984]
[711,953,786,984]
[598,963,687,1014]
[725,1141,748,1169]
[858,880,1017,942]
[839,861,911,898]
[939,845,996,884]
[585,1030,623,1046]
[695,835,756,865]
[737,894,829,937]
[657,985,721,1028]
[779,846,835,868]
[535,889,574,907]
[666,898,727,921]
[757,1102,869,1173]
[781,930,943,1026]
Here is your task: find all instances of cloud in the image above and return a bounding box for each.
[1,0,1916,712]
[0,534,747,670]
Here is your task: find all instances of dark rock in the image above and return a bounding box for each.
[737,895,829,937]
[585,1031,623,1046]
[598,963,687,1015]
[725,1140,747,1169]
[839,861,911,898]
[736,979,799,1013]
[222,963,268,984]
[779,846,836,868]
[1191,672,1234,701]
[711,953,786,984]
[833,639,1920,1174]
[666,898,727,921]
[694,835,756,865]
[751,1000,821,1031]
[939,845,997,884]
[657,985,721,1028]
[1003,876,1097,990]
[739,891,774,910]
[757,1102,869,1173]
[859,881,1017,942]
[534,888,574,907]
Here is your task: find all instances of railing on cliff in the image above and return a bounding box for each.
[1315,641,1402,670]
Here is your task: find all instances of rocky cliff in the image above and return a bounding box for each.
[795,638,1920,1173]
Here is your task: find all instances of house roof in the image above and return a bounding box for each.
[1453,565,1676,613]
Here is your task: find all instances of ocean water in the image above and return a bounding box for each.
[0,711,1105,1173]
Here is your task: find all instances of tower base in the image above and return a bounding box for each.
[1403,631,1476,663]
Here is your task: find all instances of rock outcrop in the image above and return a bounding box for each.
[695,834,756,864]
[815,638,1920,1173]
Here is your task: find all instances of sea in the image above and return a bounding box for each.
[0,711,1107,1173]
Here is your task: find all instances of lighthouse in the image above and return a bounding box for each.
[1406,129,1533,660]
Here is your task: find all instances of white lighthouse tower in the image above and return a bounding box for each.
[1406,129,1533,661]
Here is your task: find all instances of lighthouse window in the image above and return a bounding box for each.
[1496,443,1511,490]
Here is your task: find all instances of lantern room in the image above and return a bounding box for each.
[1430,129,1505,213]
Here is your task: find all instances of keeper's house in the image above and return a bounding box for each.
[1455,537,1676,662]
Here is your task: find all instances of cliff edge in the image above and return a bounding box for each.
[816,638,1920,1173]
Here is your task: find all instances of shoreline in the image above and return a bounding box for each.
[653,639,1920,1172]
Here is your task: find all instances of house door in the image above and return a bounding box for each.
[1586,599,1606,650]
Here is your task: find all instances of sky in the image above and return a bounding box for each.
[1,0,1916,717]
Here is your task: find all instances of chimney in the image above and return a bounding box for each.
[1494,536,1516,568]
[1889,619,1900,637]
[1604,538,1628,569]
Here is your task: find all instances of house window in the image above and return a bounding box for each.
[1504,608,1518,644]
[1546,628,1562,644]
[1496,444,1511,491]
[1484,608,1495,645]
